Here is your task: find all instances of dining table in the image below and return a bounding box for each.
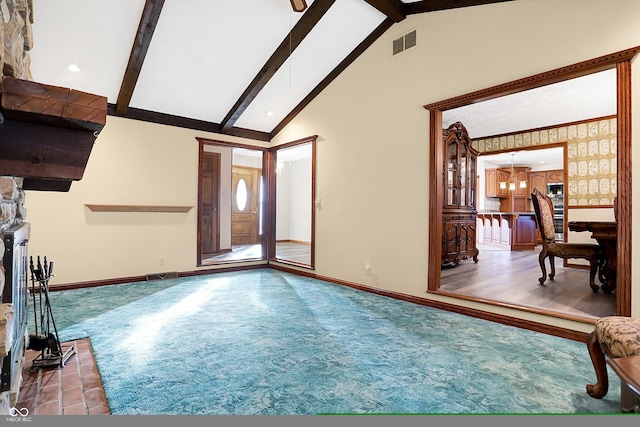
[567,221,617,293]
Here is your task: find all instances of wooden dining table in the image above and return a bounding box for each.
[567,221,617,293]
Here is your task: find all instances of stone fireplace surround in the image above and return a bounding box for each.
[0,0,106,414]
[1,0,38,414]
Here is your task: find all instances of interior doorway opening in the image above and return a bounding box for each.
[424,47,637,322]
[198,143,265,265]
[197,135,317,268]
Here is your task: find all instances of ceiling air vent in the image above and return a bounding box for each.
[392,29,417,56]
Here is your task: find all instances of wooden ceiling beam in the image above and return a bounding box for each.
[362,0,406,22]
[115,0,165,116]
[272,18,395,137]
[220,0,336,131]
[107,104,272,142]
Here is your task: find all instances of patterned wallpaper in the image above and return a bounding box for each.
[472,116,617,206]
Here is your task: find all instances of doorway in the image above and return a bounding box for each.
[197,141,265,265]
[424,47,637,321]
[272,138,315,268]
[196,136,316,267]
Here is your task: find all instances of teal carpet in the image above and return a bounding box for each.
[42,269,620,415]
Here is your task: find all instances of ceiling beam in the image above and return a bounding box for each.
[272,17,395,137]
[114,0,165,116]
[405,0,514,14]
[362,0,406,22]
[107,104,272,142]
[220,0,336,131]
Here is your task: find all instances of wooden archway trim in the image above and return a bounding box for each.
[424,45,640,111]
[425,46,639,319]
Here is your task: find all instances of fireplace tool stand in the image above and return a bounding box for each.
[28,256,75,369]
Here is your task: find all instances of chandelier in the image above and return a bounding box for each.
[499,153,527,191]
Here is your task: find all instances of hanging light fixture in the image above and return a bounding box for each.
[499,153,527,191]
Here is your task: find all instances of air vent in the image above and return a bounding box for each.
[392,29,417,56]
[392,37,404,55]
[146,271,179,281]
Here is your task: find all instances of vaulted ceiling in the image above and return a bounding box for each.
[28,0,511,141]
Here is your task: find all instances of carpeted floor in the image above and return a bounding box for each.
[43,269,620,415]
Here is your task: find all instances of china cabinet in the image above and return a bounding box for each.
[442,122,479,268]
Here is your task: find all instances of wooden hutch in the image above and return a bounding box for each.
[442,122,479,268]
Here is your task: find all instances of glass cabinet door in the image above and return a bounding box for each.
[460,148,467,207]
[468,152,476,208]
[446,140,458,206]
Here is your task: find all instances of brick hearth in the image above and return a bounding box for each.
[15,338,109,415]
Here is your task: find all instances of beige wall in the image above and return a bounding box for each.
[25,0,640,332]
[24,117,268,283]
[272,0,640,330]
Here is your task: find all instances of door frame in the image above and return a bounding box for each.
[196,135,317,268]
[424,46,639,320]
[197,138,268,266]
[268,135,317,268]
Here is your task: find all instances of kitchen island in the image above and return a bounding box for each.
[477,212,538,251]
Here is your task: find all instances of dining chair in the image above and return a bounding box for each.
[530,187,604,292]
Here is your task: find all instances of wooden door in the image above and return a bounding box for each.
[231,166,260,245]
[200,152,220,255]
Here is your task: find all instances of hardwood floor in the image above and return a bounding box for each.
[439,244,616,320]
[275,241,311,265]
[203,244,263,262]
[203,242,311,266]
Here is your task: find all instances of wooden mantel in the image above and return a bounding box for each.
[0,77,107,191]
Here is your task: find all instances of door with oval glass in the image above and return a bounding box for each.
[231,166,261,245]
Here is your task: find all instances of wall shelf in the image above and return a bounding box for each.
[85,204,193,213]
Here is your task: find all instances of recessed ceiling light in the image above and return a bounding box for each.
[266,110,274,117]
[66,62,81,73]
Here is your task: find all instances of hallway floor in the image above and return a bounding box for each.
[15,338,110,415]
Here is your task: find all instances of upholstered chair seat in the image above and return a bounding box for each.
[587,316,640,399]
[530,187,604,292]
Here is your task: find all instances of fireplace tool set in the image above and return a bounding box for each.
[27,256,75,369]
